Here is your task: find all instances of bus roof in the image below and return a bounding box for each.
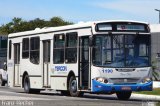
[8,20,148,38]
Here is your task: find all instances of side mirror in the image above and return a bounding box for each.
[3,64,7,71]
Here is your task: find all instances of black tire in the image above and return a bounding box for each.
[24,75,31,93]
[23,75,40,94]
[68,76,83,97]
[0,75,5,86]
[116,91,132,100]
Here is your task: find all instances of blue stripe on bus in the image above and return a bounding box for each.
[92,79,152,93]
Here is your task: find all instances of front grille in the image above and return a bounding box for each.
[110,78,140,84]
[115,68,135,72]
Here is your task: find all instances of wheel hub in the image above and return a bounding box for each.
[71,80,77,92]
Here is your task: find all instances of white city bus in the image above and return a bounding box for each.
[7,20,152,100]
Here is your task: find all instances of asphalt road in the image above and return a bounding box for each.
[0,87,158,106]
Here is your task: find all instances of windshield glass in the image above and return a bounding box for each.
[92,34,151,67]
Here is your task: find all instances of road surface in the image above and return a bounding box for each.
[0,87,158,106]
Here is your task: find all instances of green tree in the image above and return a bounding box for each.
[12,17,24,33]
[48,17,73,27]
[28,18,47,29]
[0,17,73,34]
[0,23,12,35]
[0,17,24,34]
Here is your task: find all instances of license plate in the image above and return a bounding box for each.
[121,86,131,90]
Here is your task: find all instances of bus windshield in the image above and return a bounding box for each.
[92,34,151,68]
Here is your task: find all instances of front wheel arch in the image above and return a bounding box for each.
[68,75,84,97]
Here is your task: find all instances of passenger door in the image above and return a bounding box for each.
[42,40,51,87]
[13,43,20,86]
[79,36,90,90]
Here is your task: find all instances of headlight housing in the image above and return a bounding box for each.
[95,77,108,84]
[142,77,152,83]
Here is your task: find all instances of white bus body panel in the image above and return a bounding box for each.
[7,60,14,87]
[50,28,91,90]
[21,62,42,88]
[7,25,92,90]
[51,64,78,90]
[91,66,151,78]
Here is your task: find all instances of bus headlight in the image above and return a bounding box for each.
[95,77,108,84]
[142,77,152,83]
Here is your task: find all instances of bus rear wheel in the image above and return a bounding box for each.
[24,75,31,93]
[116,91,132,100]
[68,76,83,97]
[23,75,40,94]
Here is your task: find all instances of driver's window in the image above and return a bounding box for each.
[103,36,111,64]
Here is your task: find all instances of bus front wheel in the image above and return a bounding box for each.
[116,91,132,100]
[68,76,83,97]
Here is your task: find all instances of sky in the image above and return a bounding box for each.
[0,0,160,26]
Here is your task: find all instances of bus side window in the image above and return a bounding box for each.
[9,40,12,59]
[22,38,29,58]
[65,32,78,63]
[53,34,65,64]
[30,37,40,64]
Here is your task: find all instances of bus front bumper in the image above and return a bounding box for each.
[92,79,152,93]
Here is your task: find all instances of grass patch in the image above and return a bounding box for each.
[135,88,160,96]
[156,102,160,106]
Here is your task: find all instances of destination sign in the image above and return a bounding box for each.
[95,22,148,32]
[97,24,112,31]
[117,24,145,31]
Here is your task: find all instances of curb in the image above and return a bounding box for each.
[131,93,160,101]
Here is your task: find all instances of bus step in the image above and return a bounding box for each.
[43,86,51,88]
[78,89,90,92]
